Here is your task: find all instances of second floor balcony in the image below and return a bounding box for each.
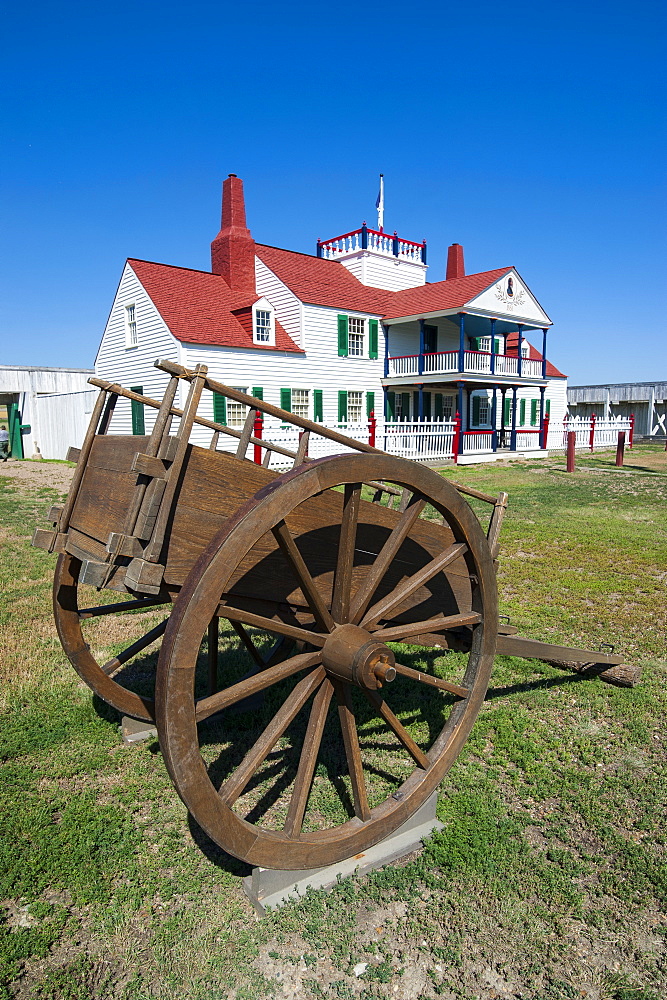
[387,348,546,382]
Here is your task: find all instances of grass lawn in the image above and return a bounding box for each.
[0,444,665,1000]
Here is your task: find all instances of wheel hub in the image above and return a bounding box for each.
[321,623,396,690]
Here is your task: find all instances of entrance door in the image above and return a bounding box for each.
[423,325,437,354]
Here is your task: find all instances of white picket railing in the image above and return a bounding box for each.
[546,416,632,451]
[387,350,544,380]
[383,419,456,462]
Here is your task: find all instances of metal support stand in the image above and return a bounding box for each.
[243,789,443,916]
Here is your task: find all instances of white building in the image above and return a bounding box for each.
[0,365,95,460]
[95,174,567,462]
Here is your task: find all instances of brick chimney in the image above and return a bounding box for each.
[446,243,465,280]
[211,174,256,292]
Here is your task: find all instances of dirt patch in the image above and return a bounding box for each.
[0,459,76,493]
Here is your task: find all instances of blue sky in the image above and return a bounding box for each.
[1,0,665,384]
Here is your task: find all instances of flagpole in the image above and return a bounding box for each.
[376,173,384,232]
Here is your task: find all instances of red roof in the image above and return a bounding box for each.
[127,259,303,352]
[255,245,388,314]
[506,331,565,378]
[382,268,512,320]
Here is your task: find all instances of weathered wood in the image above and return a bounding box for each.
[542,658,642,688]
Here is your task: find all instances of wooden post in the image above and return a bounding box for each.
[452,411,462,464]
[368,409,376,448]
[616,431,626,467]
[566,431,576,472]
[541,412,550,450]
[253,412,263,464]
[629,413,635,448]
[589,413,596,452]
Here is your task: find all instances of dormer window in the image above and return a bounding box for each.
[125,304,138,348]
[252,298,276,346]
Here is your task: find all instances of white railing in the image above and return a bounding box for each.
[494,355,519,376]
[383,419,455,462]
[515,430,542,450]
[423,351,459,374]
[387,355,420,377]
[462,431,494,454]
[260,420,370,470]
[546,416,632,451]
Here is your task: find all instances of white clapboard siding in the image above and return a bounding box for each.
[33,390,98,460]
[94,263,182,436]
[255,258,304,348]
[339,251,427,292]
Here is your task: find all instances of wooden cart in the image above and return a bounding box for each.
[33,360,631,871]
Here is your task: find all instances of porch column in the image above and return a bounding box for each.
[418,319,425,375]
[458,313,466,372]
[541,327,548,380]
[489,318,497,375]
[517,325,524,378]
[457,381,465,455]
[510,386,518,451]
[539,385,546,447]
[418,384,425,419]
[491,388,498,451]
[383,324,389,379]
[499,387,507,447]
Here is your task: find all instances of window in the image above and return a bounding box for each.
[347,391,363,424]
[291,389,309,420]
[394,393,404,419]
[478,336,491,353]
[227,388,248,429]
[348,317,365,357]
[125,304,138,347]
[443,395,454,419]
[255,310,271,342]
[521,339,529,358]
[471,394,490,427]
[252,299,275,346]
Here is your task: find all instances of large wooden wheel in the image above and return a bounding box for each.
[156,454,498,870]
[52,553,288,722]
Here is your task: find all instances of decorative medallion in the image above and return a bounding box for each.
[495,275,525,312]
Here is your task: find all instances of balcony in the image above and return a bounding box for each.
[317,225,427,263]
[386,349,544,381]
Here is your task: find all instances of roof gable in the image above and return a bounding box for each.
[466,268,552,326]
[382,268,512,321]
[127,259,303,352]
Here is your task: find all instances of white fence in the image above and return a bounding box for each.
[383,419,456,462]
[546,416,632,451]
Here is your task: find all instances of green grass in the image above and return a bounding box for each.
[0,444,666,999]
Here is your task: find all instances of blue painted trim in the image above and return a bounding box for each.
[491,388,498,451]
[458,313,465,372]
[489,318,496,375]
[418,385,424,420]
[392,232,399,257]
[418,319,425,375]
[510,386,518,451]
[457,381,464,454]
[542,327,548,379]
[421,241,427,264]
[539,385,545,428]
[382,324,389,379]
[316,241,322,258]
[361,223,368,250]
[517,324,524,378]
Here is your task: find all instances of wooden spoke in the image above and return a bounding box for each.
[331,483,362,624]
[78,597,167,619]
[217,603,326,647]
[362,688,430,769]
[195,650,321,722]
[361,543,468,631]
[393,662,469,700]
[333,680,371,821]
[283,678,334,838]
[101,618,168,676]
[230,620,265,668]
[207,617,219,696]
[370,611,482,642]
[218,666,326,806]
[272,520,336,633]
[349,495,426,625]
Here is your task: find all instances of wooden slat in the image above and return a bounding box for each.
[333,680,370,821]
[362,689,430,768]
[283,678,334,838]
[331,484,361,625]
[393,662,470,699]
[195,650,321,722]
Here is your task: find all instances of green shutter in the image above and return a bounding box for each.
[7,401,23,459]
[130,386,145,435]
[545,398,551,416]
[494,338,500,354]
[386,391,396,420]
[368,319,378,359]
[434,393,443,419]
[337,315,348,357]
[423,393,432,420]
[401,393,411,419]
[212,391,227,426]
[338,390,348,423]
[252,386,263,400]
[313,389,323,421]
[472,396,481,426]
[503,398,511,424]
[366,391,375,417]
[413,391,420,418]
[530,399,538,426]
[280,388,292,412]
[519,399,526,425]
